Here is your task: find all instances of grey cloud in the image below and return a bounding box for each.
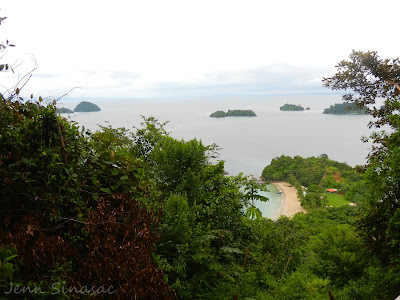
[148,64,332,96]
[31,64,334,98]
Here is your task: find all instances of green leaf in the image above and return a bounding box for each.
[220,246,242,254]
[4,254,18,263]
[100,187,111,193]
[120,175,129,181]
[209,262,223,271]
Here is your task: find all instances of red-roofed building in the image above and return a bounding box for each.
[326,188,337,193]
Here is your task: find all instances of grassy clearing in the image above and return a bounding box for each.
[326,193,349,207]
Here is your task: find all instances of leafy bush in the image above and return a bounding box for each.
[0,97,175,299]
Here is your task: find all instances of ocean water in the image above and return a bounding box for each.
[59,94,374,219]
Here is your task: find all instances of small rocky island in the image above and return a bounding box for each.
[210,109,257,118]
[56,107,74,114]
[280,104,305,111]
[323,102,366,115]
[74,101,101,112]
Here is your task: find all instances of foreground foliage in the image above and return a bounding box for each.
[323,50,400,297]
[0,96,268,298]
[0,97,175,299]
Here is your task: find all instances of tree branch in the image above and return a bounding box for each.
[387,80,400,93]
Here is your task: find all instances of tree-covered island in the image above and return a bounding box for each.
[56,107,74,114]
[323,102,367,114]
[210,109,257,117]
[280,103,305,111]
[74,101,101,112]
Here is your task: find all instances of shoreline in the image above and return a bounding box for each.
[272,181,307,218]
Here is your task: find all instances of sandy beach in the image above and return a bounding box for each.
[272,181,307,218]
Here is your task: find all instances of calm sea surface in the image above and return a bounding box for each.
[59,94,374,219]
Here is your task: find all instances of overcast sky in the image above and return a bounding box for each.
[1,0,399,99]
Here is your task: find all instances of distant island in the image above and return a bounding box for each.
[323,102,366,115]
[280,104,305,111]
[74,101,101,112]
[210,109,257,118]
[56,107,74,114]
